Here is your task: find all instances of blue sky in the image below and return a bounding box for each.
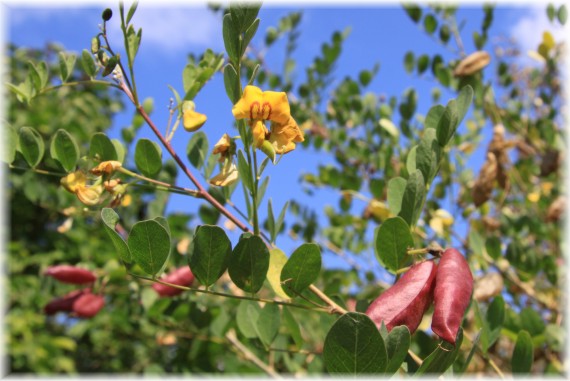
[5,2,566,283]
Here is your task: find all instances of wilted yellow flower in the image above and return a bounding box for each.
[454,51,491,77]
[209,162,239,187]
[268,118,305,154]
[61,171,87,193]
[91,160,122,176]
[232,85,303,151]
[76,184,104,206]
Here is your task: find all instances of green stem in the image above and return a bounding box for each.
[9,165,67,178]
[407,248,429,255]
[38,80,123,95]
[132,273,329,313]
[251,148,260,236]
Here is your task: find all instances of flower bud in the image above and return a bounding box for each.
[91,160,122,176]
[102,8,113,21]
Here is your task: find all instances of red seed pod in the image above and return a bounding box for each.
[72,293,105,318]
[431,248,474,345]
[44,289,89,315]
[366,260,437,333]
[45,265,97,285]
[152,266,195,297]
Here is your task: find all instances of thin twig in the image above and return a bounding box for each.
[225,329,281,378]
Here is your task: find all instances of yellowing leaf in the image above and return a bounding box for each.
[266,248,291,300]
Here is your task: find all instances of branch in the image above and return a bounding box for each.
[225,329,281,378]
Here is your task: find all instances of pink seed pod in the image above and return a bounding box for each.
[152,266,195,297]
[45,265,97,285]
[72,293,105,318]
[366,260,437,333]
[44,288,89,315]
[431,248,474,345]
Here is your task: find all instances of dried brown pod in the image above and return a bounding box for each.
[454,51,491,77]
[472,153,498,207]
[473,272,504,302]
[546,196,566,223]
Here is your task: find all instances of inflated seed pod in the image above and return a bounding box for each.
[44,289,89,315]
[366,260,437,333]
[431,248,474,345]
[45,265,97,285]
[152,266,195,297]
[72,293,105,318]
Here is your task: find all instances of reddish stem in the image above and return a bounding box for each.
[134,105,250,233]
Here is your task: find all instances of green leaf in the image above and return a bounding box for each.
[186,131,209,169]
[237,150,253,193]
[436,99,458,147]
[58,52,76,82]
[102,55,119,77]
[267,199,276,242]
[254,303,280,349]
[512,330,533,373]
[188,225,232,287]
[485,236,502,260]
[256,176,269,208]
[101,208,132,263]
[423,14,438,34]
[404,51,415,74]
[385,325,411,375]
[484,296,505,352]
[128,219,171,276]
[27,62,42,93]
[387,177,407,216]
[267,248,290,299]
[228,234,269,293]
[2,124,17,163]
[323,312,388,374]
[406,145,417,175]
[374,217,413,273]
[425,105,445,129]
[223,14,240,62]
[223,63,240,104]
[236,301,262,339]
[398,170,425,228]
[456,85,473,125]
[520,307,545,336]
[547,4,556,22]
[415,329,463,376]
[242,18,260,56]
[283,307,303,348]
[135,138,162,177]
[111,139,126,163]
[416,128,441,185]
[126,0,138,24]
[280,243,322,297]
[359,70,373,86]
[403,4,422,23]
[275,201,289,241]
[417,54,430,74]
[81,49,97,78]
[89,132,118,161]
[558,4,567,25]
[50,129,79,172]
[18,127,44,167]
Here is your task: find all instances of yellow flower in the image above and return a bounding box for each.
[61,171,87,193]
[76,184,104,206]
[268,117,305,154]
[232,85,295,148]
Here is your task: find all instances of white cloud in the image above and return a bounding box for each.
[107,6,223,53]
[509,5,567,60]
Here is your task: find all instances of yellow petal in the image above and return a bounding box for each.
[251,120,268,148]
[60,171,87,193]
[527,192,540,203]
[209,163,239,187]
[232,85,263,120]
[76,185,104,206]
[268,117,304,154]
[262,90,290,124]
[183,109,207,132]
[212,133,232,155]
[543,31,555,50]
[232,85,291,124]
